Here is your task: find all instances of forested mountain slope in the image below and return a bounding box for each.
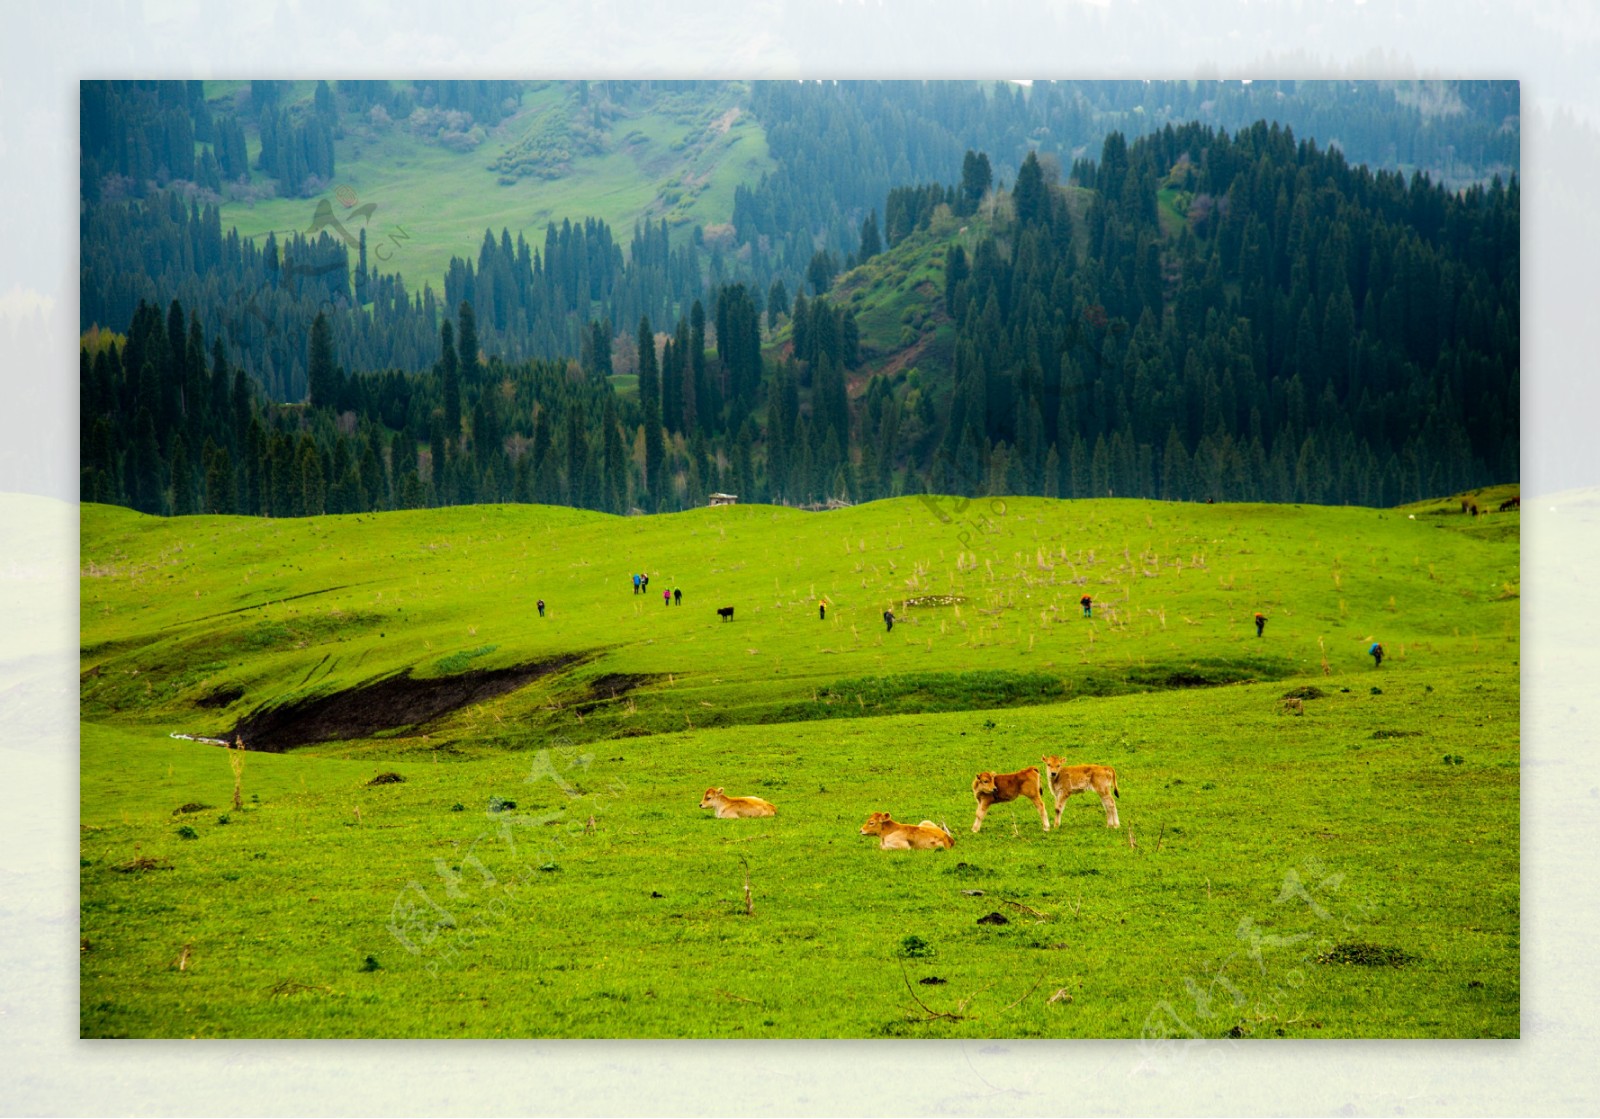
[79,81,1517,515]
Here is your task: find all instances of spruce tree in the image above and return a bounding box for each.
[766,280,789,331]
[457,301,479,379]
[440,320,461,442]
[858,210,882,262]
[306,311,336,408]
[1013,151,1047,228]
[637,316,664,508]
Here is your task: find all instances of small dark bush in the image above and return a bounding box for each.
[488,796,517,812]
[176,825,199,840]
[360,955,382,971]
[367,772,404,786]
[1282,685,1326,701]
[898,935,934,958]
[172,803,214,815]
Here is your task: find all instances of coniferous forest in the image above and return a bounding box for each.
[80,79,1518,516]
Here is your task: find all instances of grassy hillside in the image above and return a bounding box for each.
[211,81,771,293]
[80,496,1517,751]
[79,496,1519,1037]
[788,184,1099,394]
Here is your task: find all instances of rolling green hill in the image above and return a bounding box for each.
[80,495,1518,752]
[80,496,1517,1038]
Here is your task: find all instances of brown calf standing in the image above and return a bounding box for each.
[971,766,1051,832]
[1041,755,1122,828]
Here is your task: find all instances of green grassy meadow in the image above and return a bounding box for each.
[79,495,1519,1037]
[213,82,771,294]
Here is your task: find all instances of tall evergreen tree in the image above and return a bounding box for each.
[457,300,479,379]
[637,315,664,508]
[306,311,336,408]
[440,320,461,442]
[858,210,882,262]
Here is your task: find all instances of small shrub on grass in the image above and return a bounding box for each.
[367,772,405,786]
[360,955,382,972]
[172,802,213,815]
[898,935,934,958]
[176,825,199,840]
[488,796,517,812]
[1282,685,1326,701]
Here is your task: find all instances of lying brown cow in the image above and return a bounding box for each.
[699,787,776,818]
[971,766,1050,832]
[859,811,954,850]
[1041,755,1121,828]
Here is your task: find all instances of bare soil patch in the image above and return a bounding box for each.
[229,653,589,751]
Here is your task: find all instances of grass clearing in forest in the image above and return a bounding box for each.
[213,82,771,295]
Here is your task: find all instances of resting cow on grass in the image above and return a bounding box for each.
[1041,756,1121,828]
[699,787,776,818]
[971,766,1050,832]
[858,812,954,850]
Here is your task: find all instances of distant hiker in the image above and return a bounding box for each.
[673,588,682,606]
[819,602,827,621]
[1470,503,1480,517]
[632,573,641,595]
[642,574,650,594]
[1255,612,1266,637]
[537,599,546,618]
[1461,499,1470,514]
[883,610,895,632]
[1080,594,1093,618]
[1370,642,1385,667]
[663,587,671,606]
